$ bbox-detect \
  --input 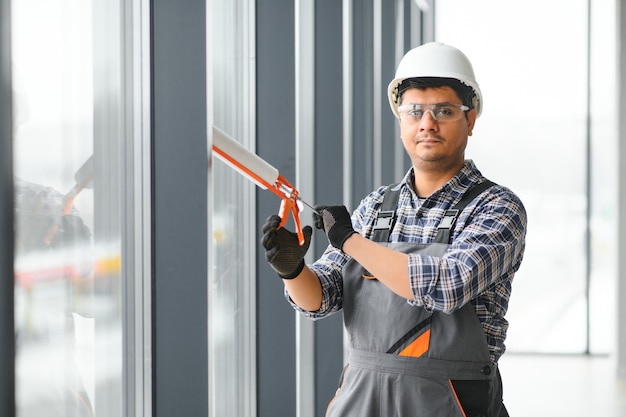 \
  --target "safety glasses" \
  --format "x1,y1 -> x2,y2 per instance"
397,102 -> 470,123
